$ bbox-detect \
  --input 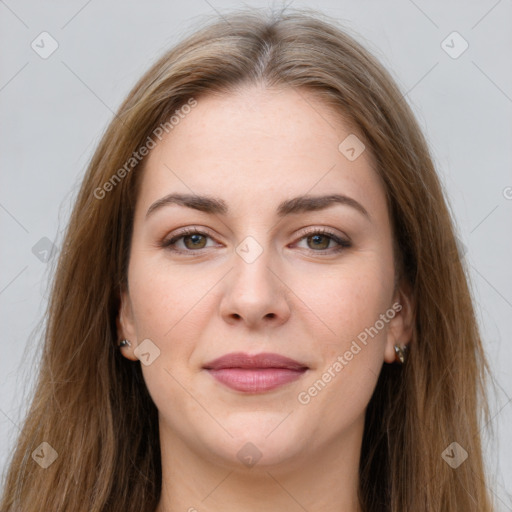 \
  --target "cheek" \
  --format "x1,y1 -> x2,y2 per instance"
129,241 -> 393,349
293,259 -> 391,400
129,247 -> 393,364
295,259 -> 392,346
127,261 -> 208,410
128,254 -> 208,336
126,255 -> 222,393
294,289 -> 387,439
